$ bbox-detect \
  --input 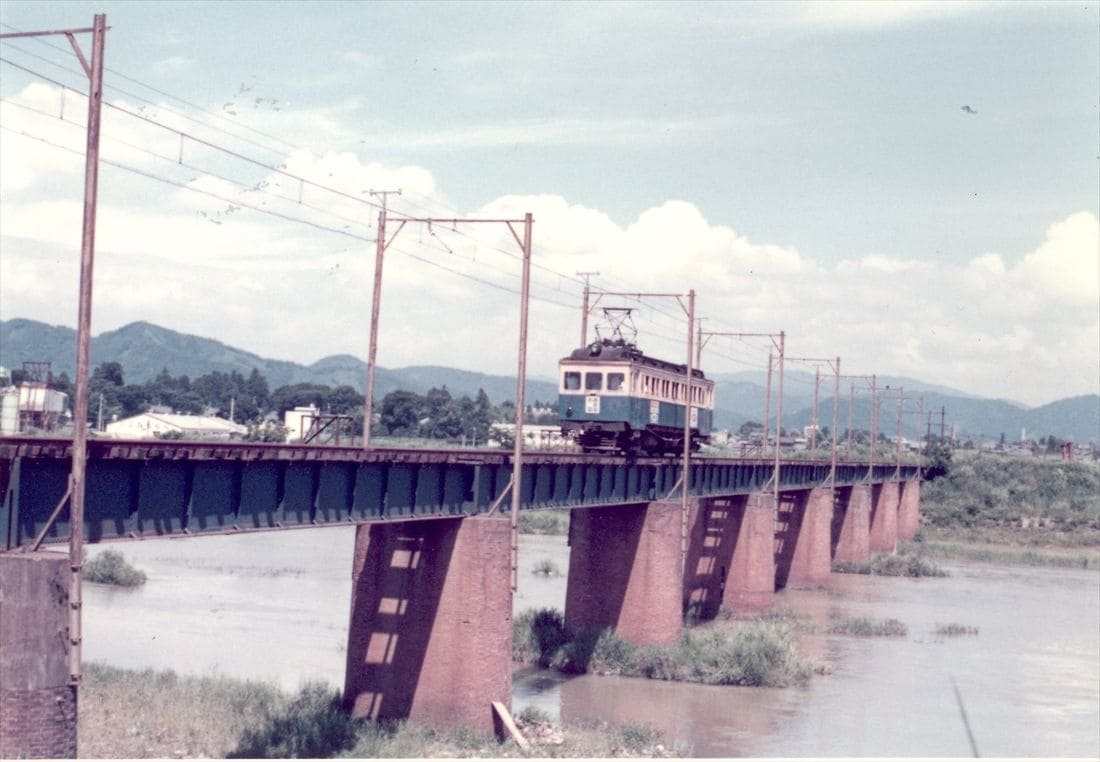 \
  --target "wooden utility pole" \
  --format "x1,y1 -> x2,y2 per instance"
576,271 -> 599,347
2,13 -> 108,718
